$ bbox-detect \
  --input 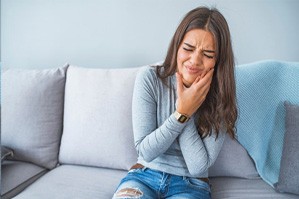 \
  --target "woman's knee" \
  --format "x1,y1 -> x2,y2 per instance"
113,187 -> 143,198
